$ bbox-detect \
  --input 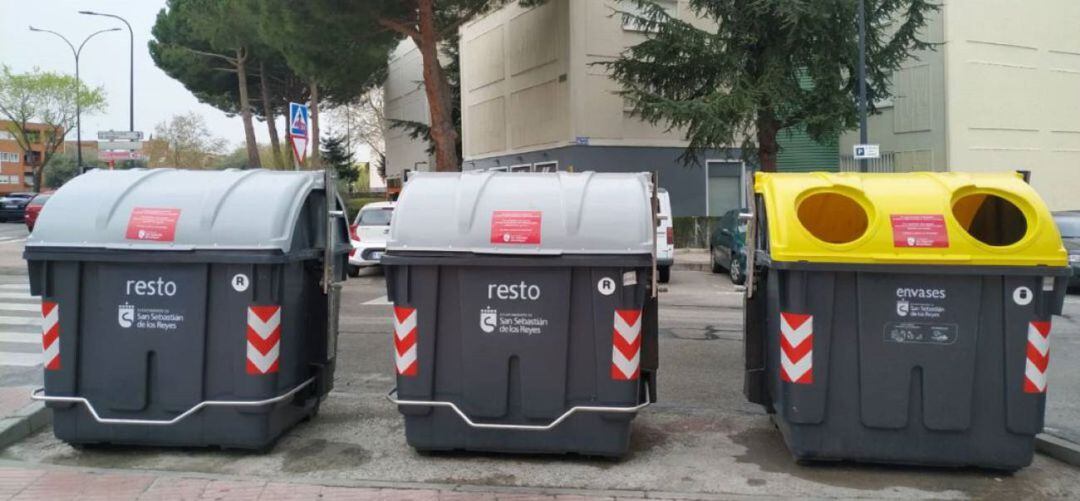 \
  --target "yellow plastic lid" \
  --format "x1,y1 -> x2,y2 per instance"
754,171 -> 1067,267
